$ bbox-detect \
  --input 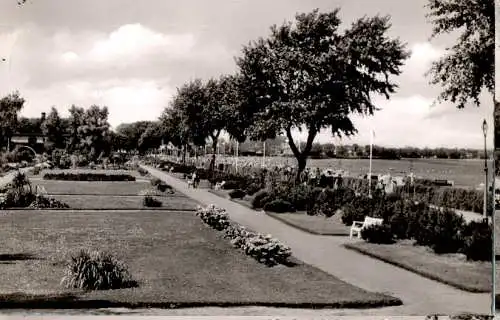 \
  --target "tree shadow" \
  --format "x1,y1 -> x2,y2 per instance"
0,253 -> 41,261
